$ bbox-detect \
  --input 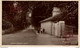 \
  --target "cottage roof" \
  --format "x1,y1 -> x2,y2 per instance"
40,7 -> 63,23
40,14 -> 63,23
